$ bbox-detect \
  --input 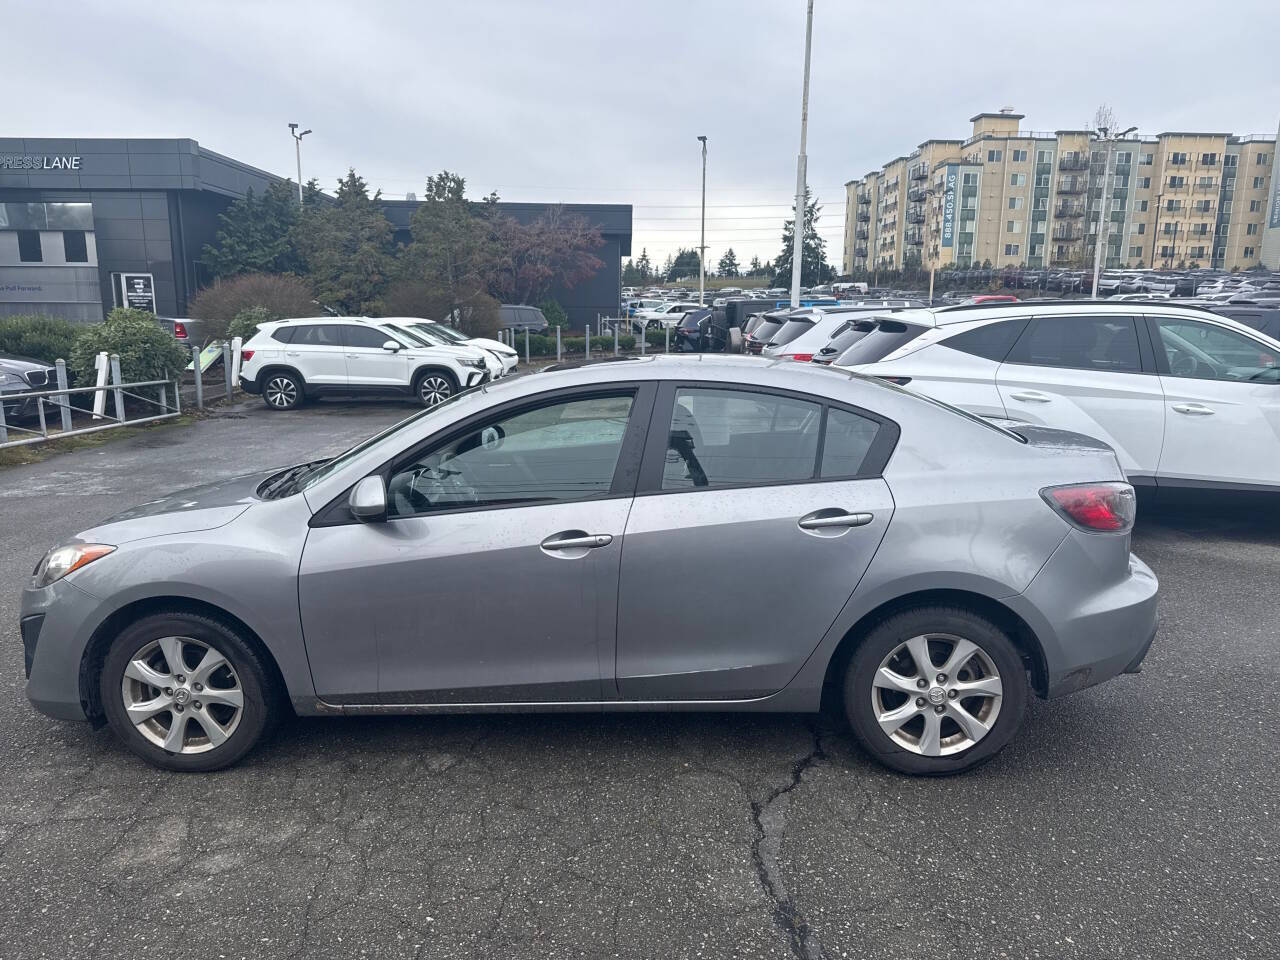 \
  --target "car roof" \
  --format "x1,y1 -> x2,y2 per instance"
879,299 -> 1268,331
